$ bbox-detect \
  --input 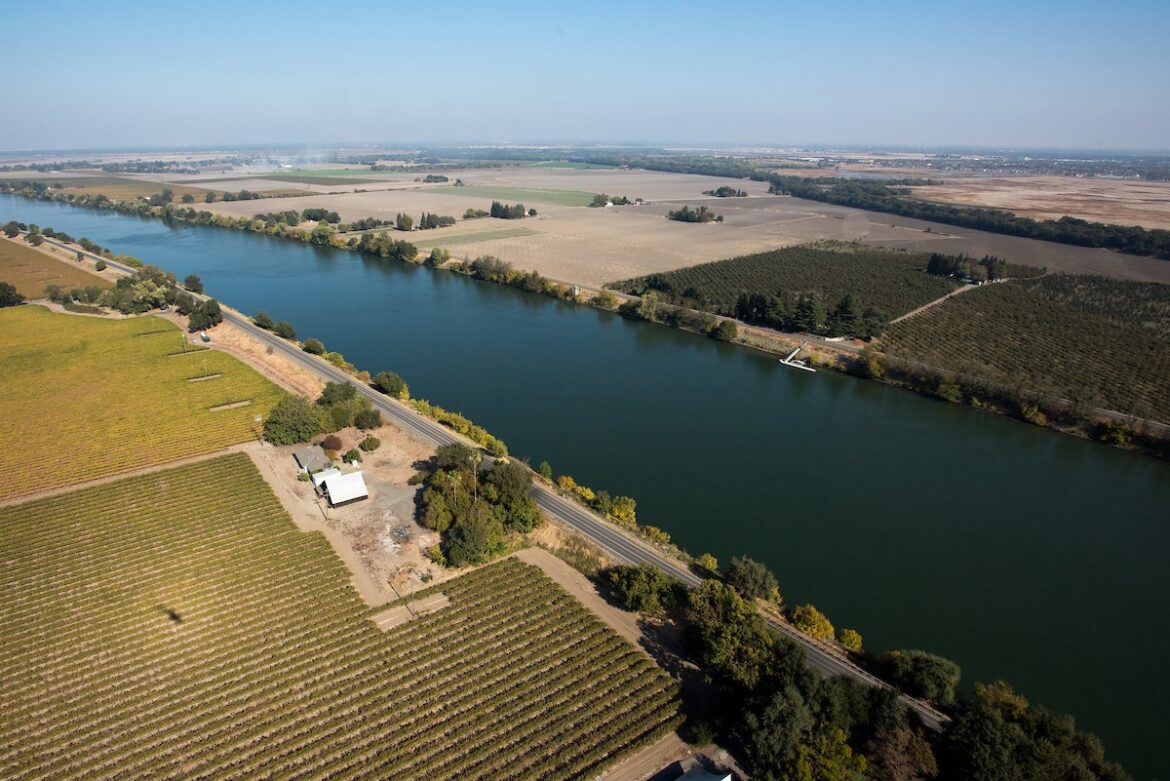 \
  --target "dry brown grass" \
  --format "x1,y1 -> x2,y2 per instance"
0,237 -> 113,298
910,176 -> 1170,231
